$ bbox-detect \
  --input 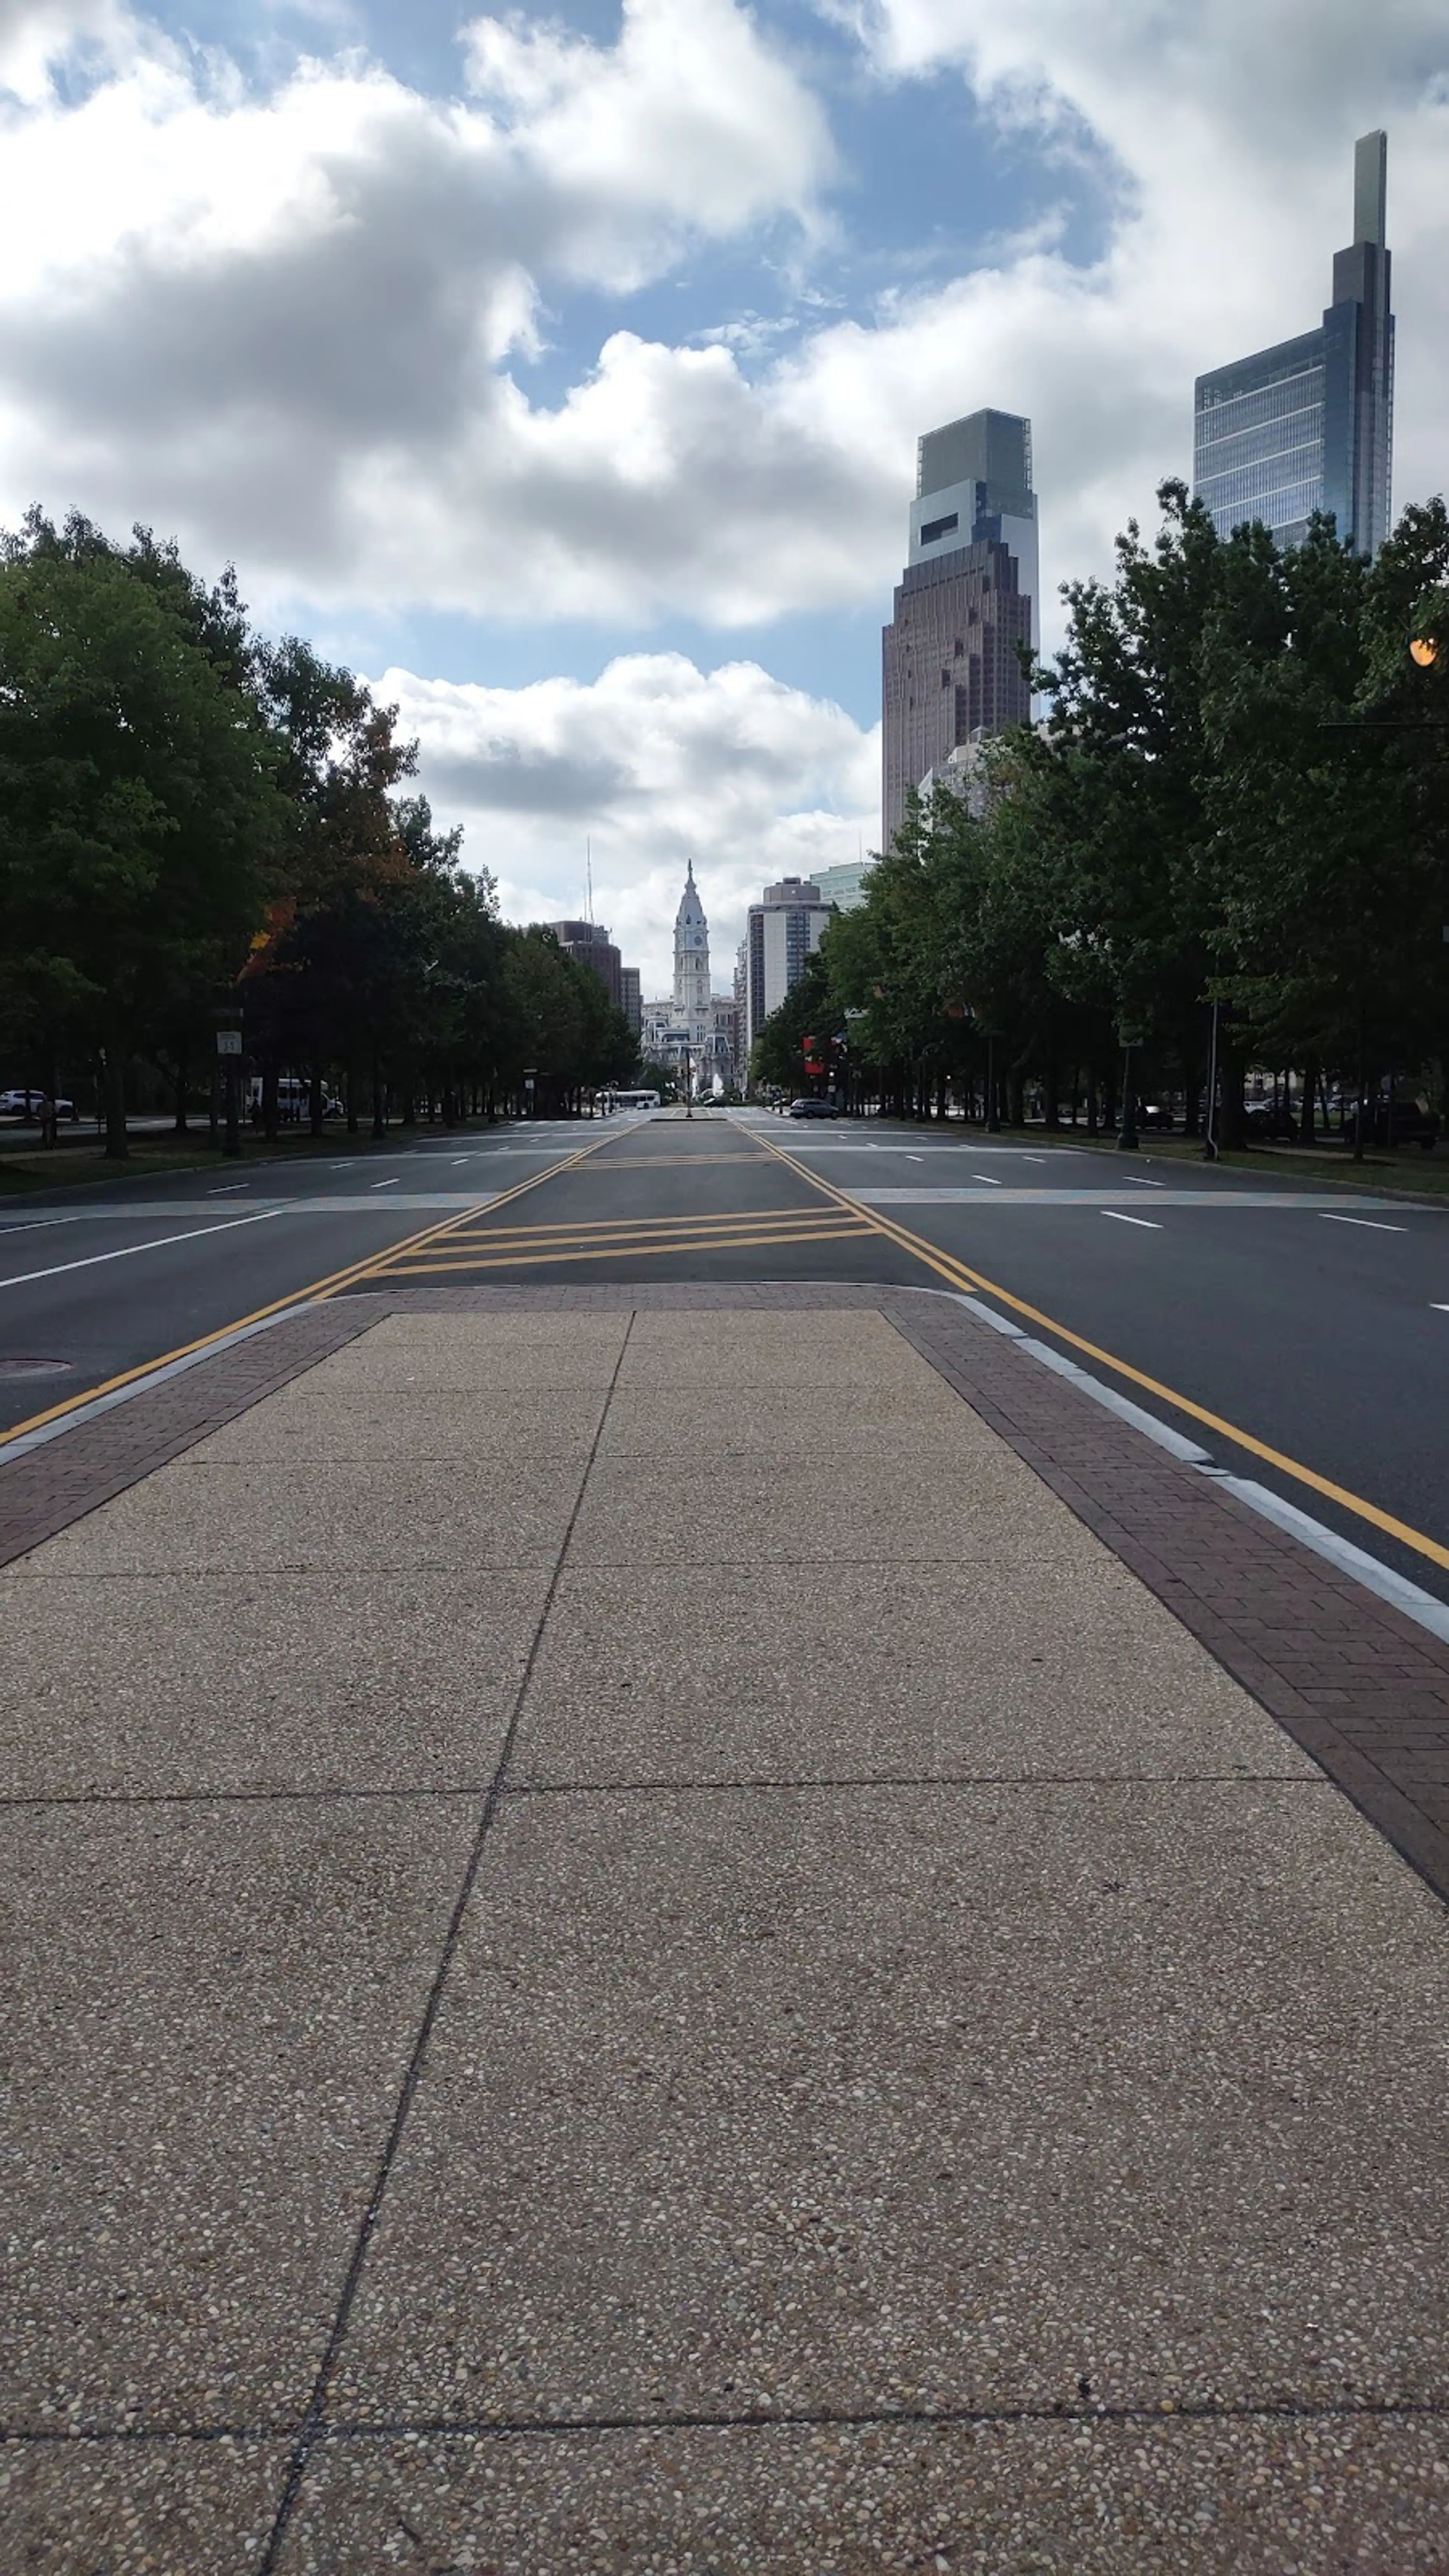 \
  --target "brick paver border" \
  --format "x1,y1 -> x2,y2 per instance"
2,1280 -> 1445,1909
